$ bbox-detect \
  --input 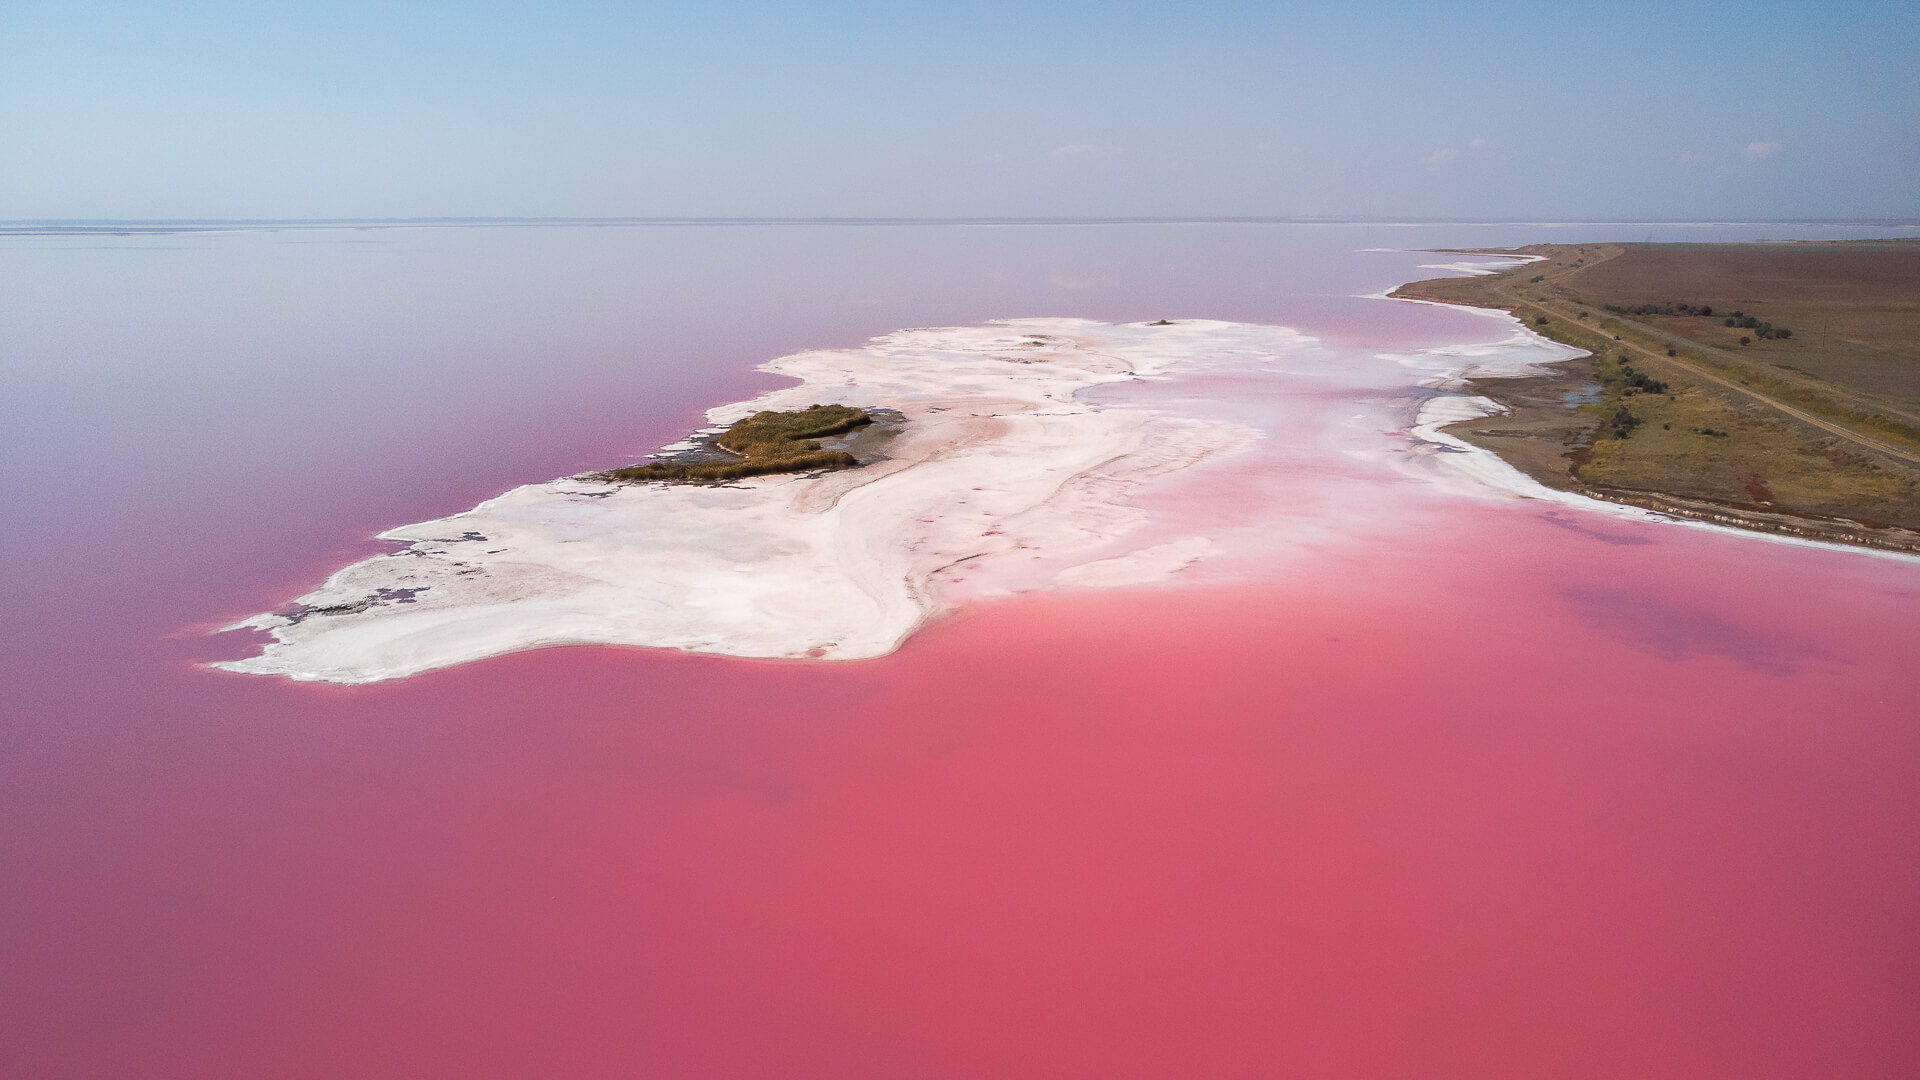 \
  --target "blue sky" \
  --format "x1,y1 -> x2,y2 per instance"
3,0 -> 1915,220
